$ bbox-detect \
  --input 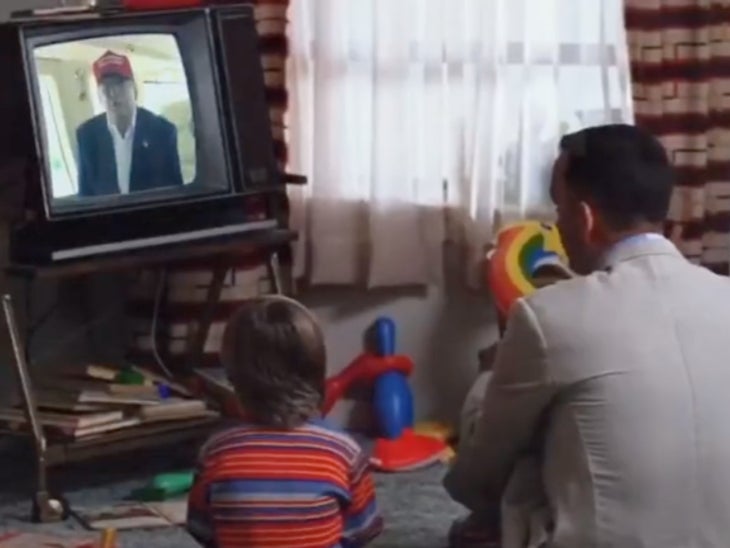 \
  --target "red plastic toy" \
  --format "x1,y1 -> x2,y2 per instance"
322,353 -> 413,415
